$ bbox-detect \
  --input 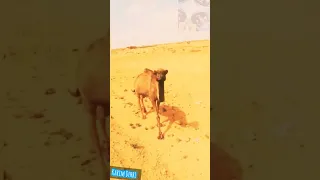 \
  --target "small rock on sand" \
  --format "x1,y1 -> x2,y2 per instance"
45,88 -> 56,95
